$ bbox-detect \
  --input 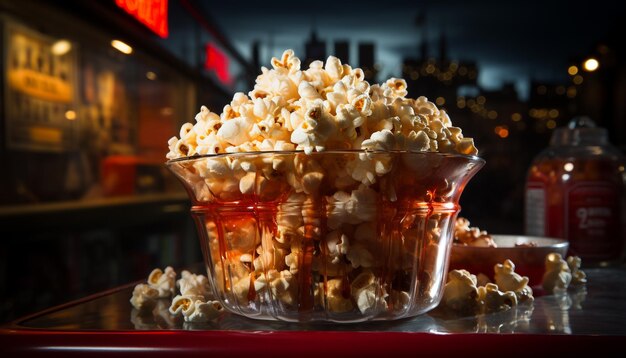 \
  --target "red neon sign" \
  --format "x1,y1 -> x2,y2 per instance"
205,44 -> 231,84
115,0 -> 169,38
